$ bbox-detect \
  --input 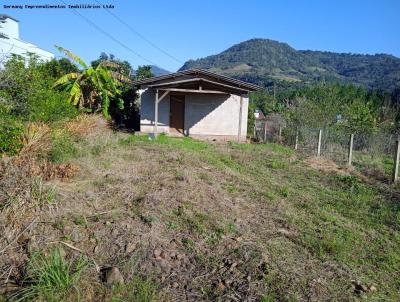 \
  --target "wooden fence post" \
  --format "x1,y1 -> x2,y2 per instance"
278,125 -> 282,143
294,129 -> 299,150
317,129 -> 322,156
347,133 -> 354,166
392,136 -> 400,183
263,123 -> 267,143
